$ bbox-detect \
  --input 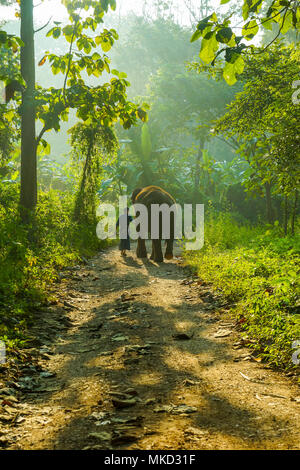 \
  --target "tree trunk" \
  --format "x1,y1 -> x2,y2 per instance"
265,181 -> 274,224
20,0 -> 37,219
291,190 -> 298,236
194,136 -> 205,202
74,132 -> 95,223
284,195 -> 288,236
